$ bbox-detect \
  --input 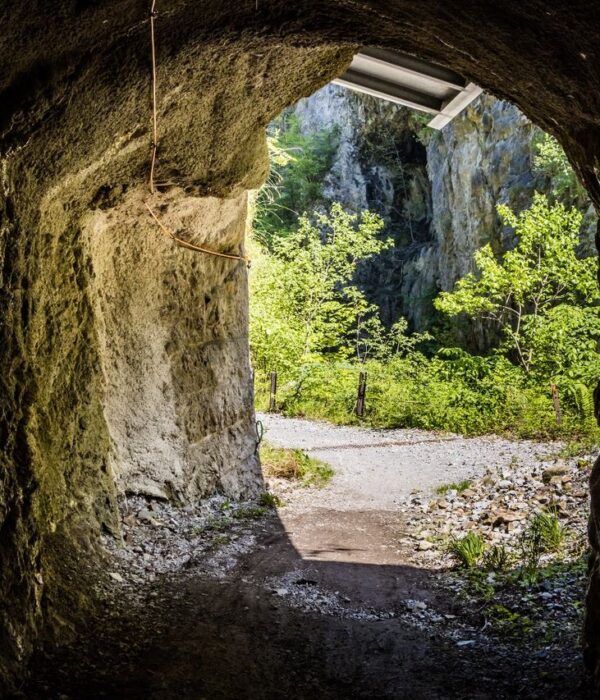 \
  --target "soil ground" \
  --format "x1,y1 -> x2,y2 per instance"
21,416 -> 595,699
